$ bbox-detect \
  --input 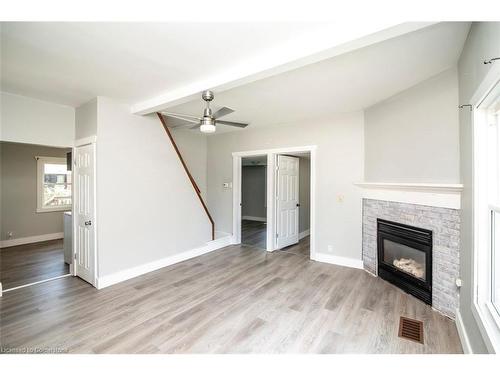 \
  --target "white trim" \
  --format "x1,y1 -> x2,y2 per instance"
455,308 -> 473,354
354,182 -> 463,192
72,141 -> 98,287
354,182 -> 462,209
471,67 -> 500,354
299,229 -> 310,240
74,135 -> 97,147
1,274 -> 71,293
232,145 -> 317,157
96,235 -> 232,289
0,232 -> 64,248
242,216 -> 267,222
472,302 -> 498,353
312,252 -> 364,270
